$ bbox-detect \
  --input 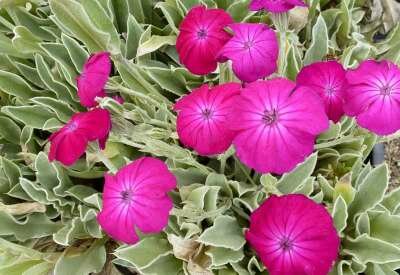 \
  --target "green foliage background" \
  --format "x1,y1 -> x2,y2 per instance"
0,0 -> 400,274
